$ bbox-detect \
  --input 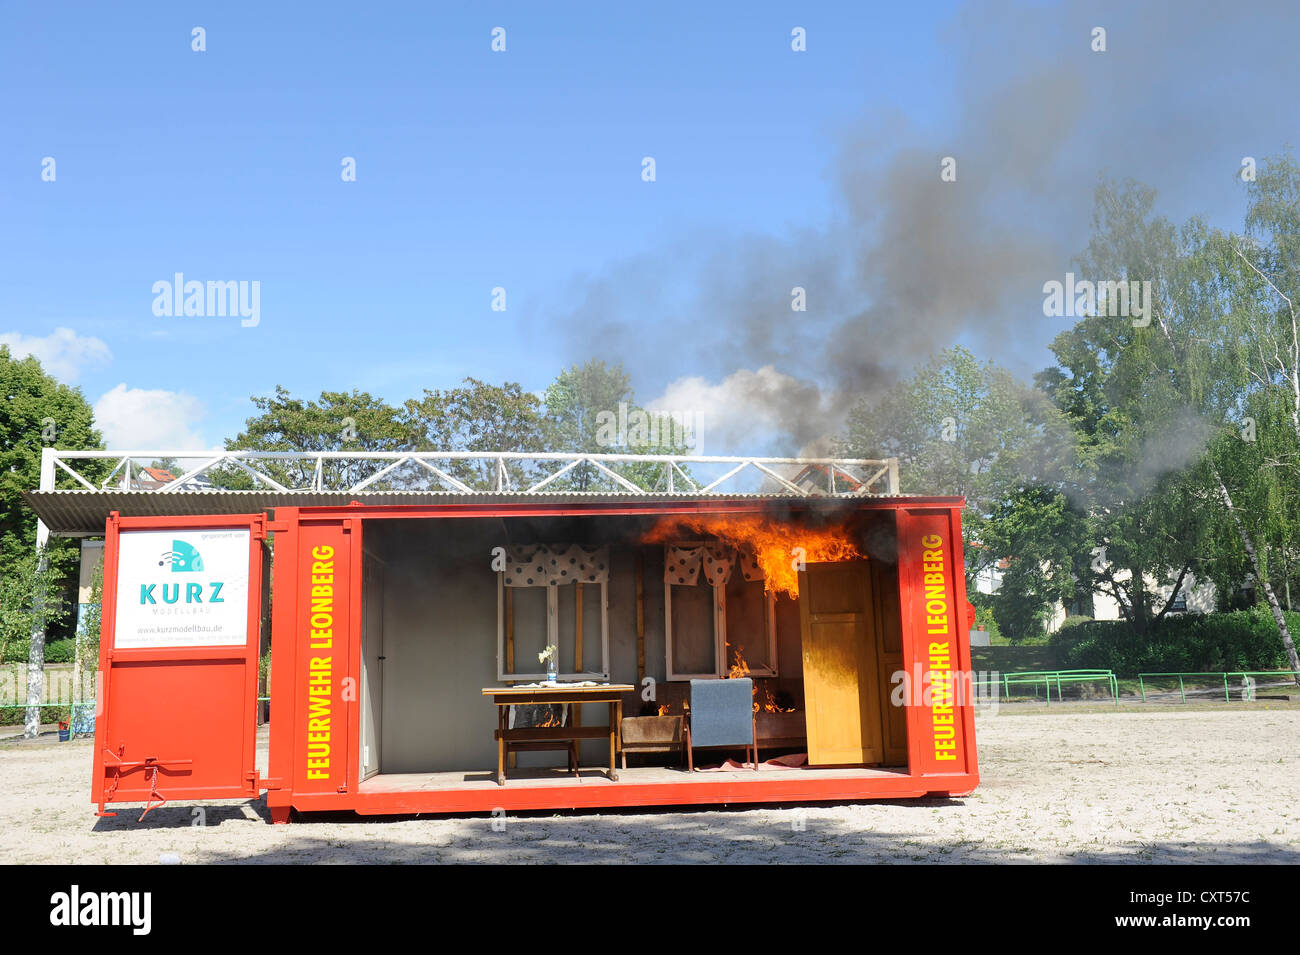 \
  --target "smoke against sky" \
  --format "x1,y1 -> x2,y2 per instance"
550,0 -> 1300,453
